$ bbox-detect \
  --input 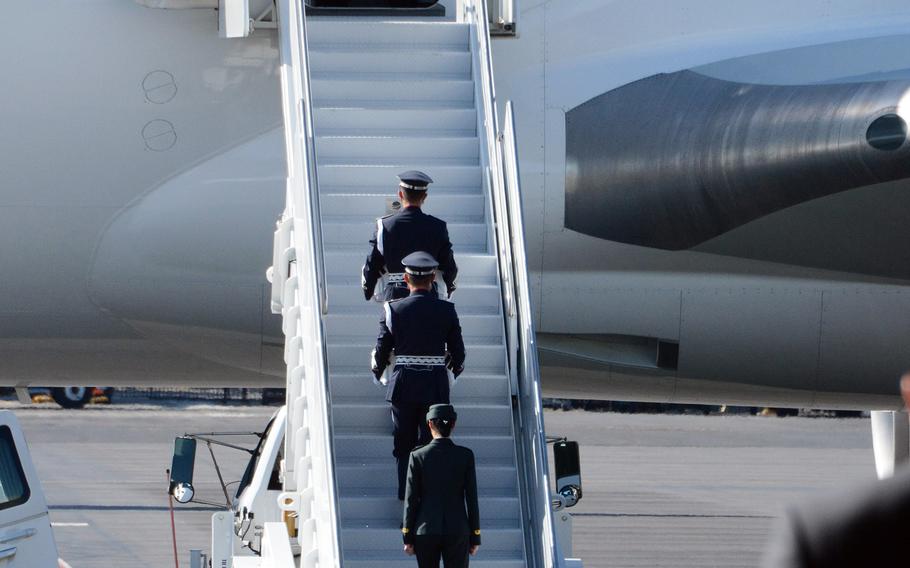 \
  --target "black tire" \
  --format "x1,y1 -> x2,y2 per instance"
50,387 -> 93,409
